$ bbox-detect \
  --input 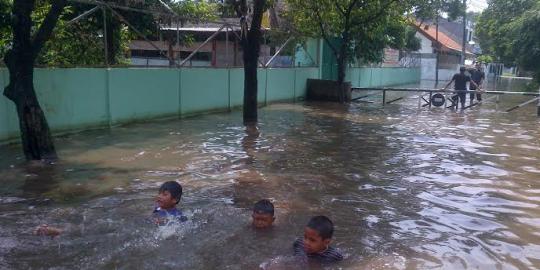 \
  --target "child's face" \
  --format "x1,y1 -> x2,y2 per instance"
303,227 -> 331,254
156,190 -> 178,210
252,212 -> 275,229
